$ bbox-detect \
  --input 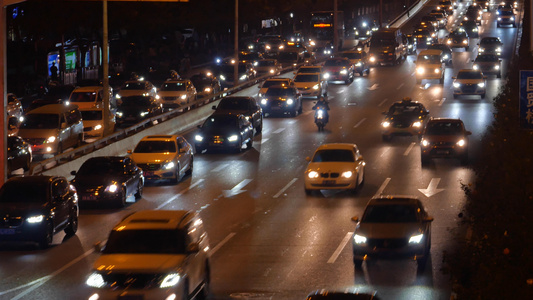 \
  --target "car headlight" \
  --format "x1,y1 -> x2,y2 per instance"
408,45 -> 413,49
421,139 -> 430,147
27,215 -> 44,223
354,234 -> 367,244
447,39 -> 452,44
312,84 -> 319,90
498,17 -> 502,21
416,67 -> 425,75
180,94 -> 187,100
116,111 -> 123,117
409,233 -> 424,244
261,98 -> 268,105
227,135 -> 239,142
287,99 -> 294,105
195,135 -> 203,142
239,74 -> 247,81
511,17 -> 515,21
412,121 -> 422,128
453,82 -> 461,88
93,124 -> 102,130
340,69 -> 348,75
473,28 -> 478,32
478,82 -> 485,88
473,64 -> 479,70
443,54 -> 449,59
496,47 -> 502,52
308,171 -> 319,179
495,65 -> 500,70
115,94 -> 121,99
479,48 -> 484,53
457,139 -> 466,147
434,68 -> 440,74
269,69 -> 275,74
324,73 -> 330,79
310,41 -> 316,46
369,56 -> 376,62
204,87 -> 211,93
463,39 -> 468,44
140,111 -> 149,117
341,171 -> 353,178
382,121 -> 391,128
220,75 -> 226,81
86,273 -> 106,288
46,136 -> 56,143
104,183 -> 118,193
163,161 -> 175,170
160,273 -> 181,288
427,37 -> 432,41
